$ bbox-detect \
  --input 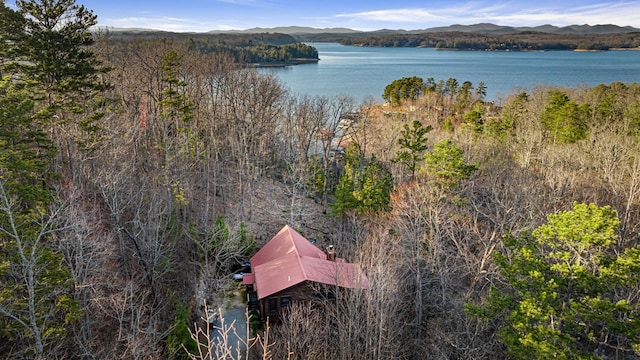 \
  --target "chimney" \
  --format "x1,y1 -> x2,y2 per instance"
326,245 -> 336,261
